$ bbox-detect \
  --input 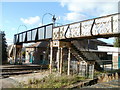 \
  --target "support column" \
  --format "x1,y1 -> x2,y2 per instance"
86,62 -> 88,77
111,63 -> 113,70
19,49 -> 22,64
91,64 -> 94,79
102,62 -> 104,70
60,47 -> 63,74
111,61 -> 113,70
67,48 -> 71,75
50,42 -> 53,74
14,44 -> 23,64
57,47 -> 60,72
14,45 -> 17,63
